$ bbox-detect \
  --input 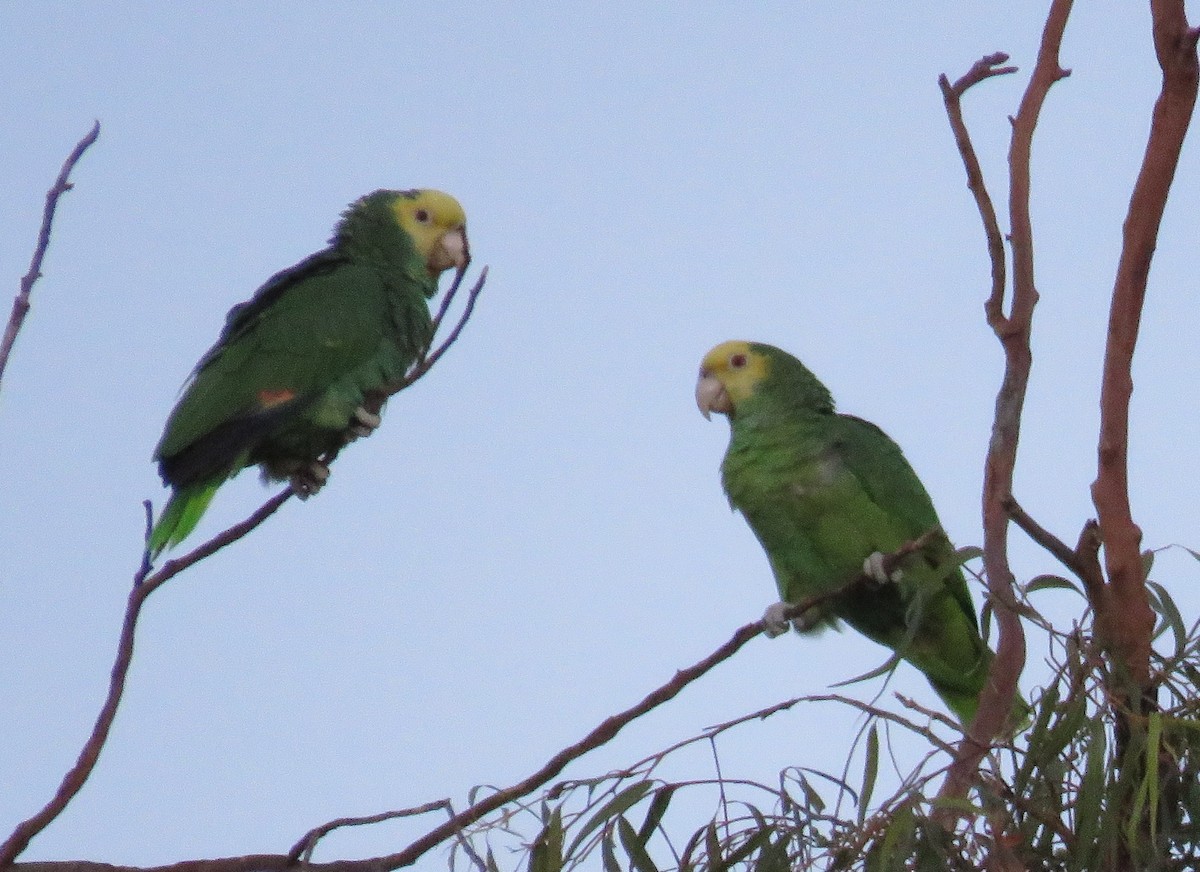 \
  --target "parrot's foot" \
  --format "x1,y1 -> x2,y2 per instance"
863,551 -> 902,585
290,461 -> 330,499
761,601 -> 815,637
345,406 -> 383,441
